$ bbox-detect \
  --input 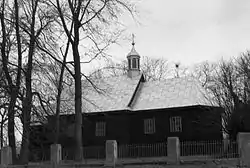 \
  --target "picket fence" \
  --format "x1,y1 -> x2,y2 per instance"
180,140 -> 238,159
